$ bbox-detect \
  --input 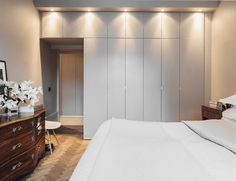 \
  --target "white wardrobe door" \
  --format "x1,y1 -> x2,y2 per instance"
108,39 -> 126,119
162,13 -> 180,39
162,39 -> 180,122
62,12 -> 84,37
143,13 -> 162,38
180,13 -> 204,120
107,13 -> 126,38
126,39 -> 143,121
41,12 -> 62,37
84,38 -> 108,138
75,51 -> 84,116
84,12 -> 108,38
126,13 -> 143,38
144,39 -> 161,121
